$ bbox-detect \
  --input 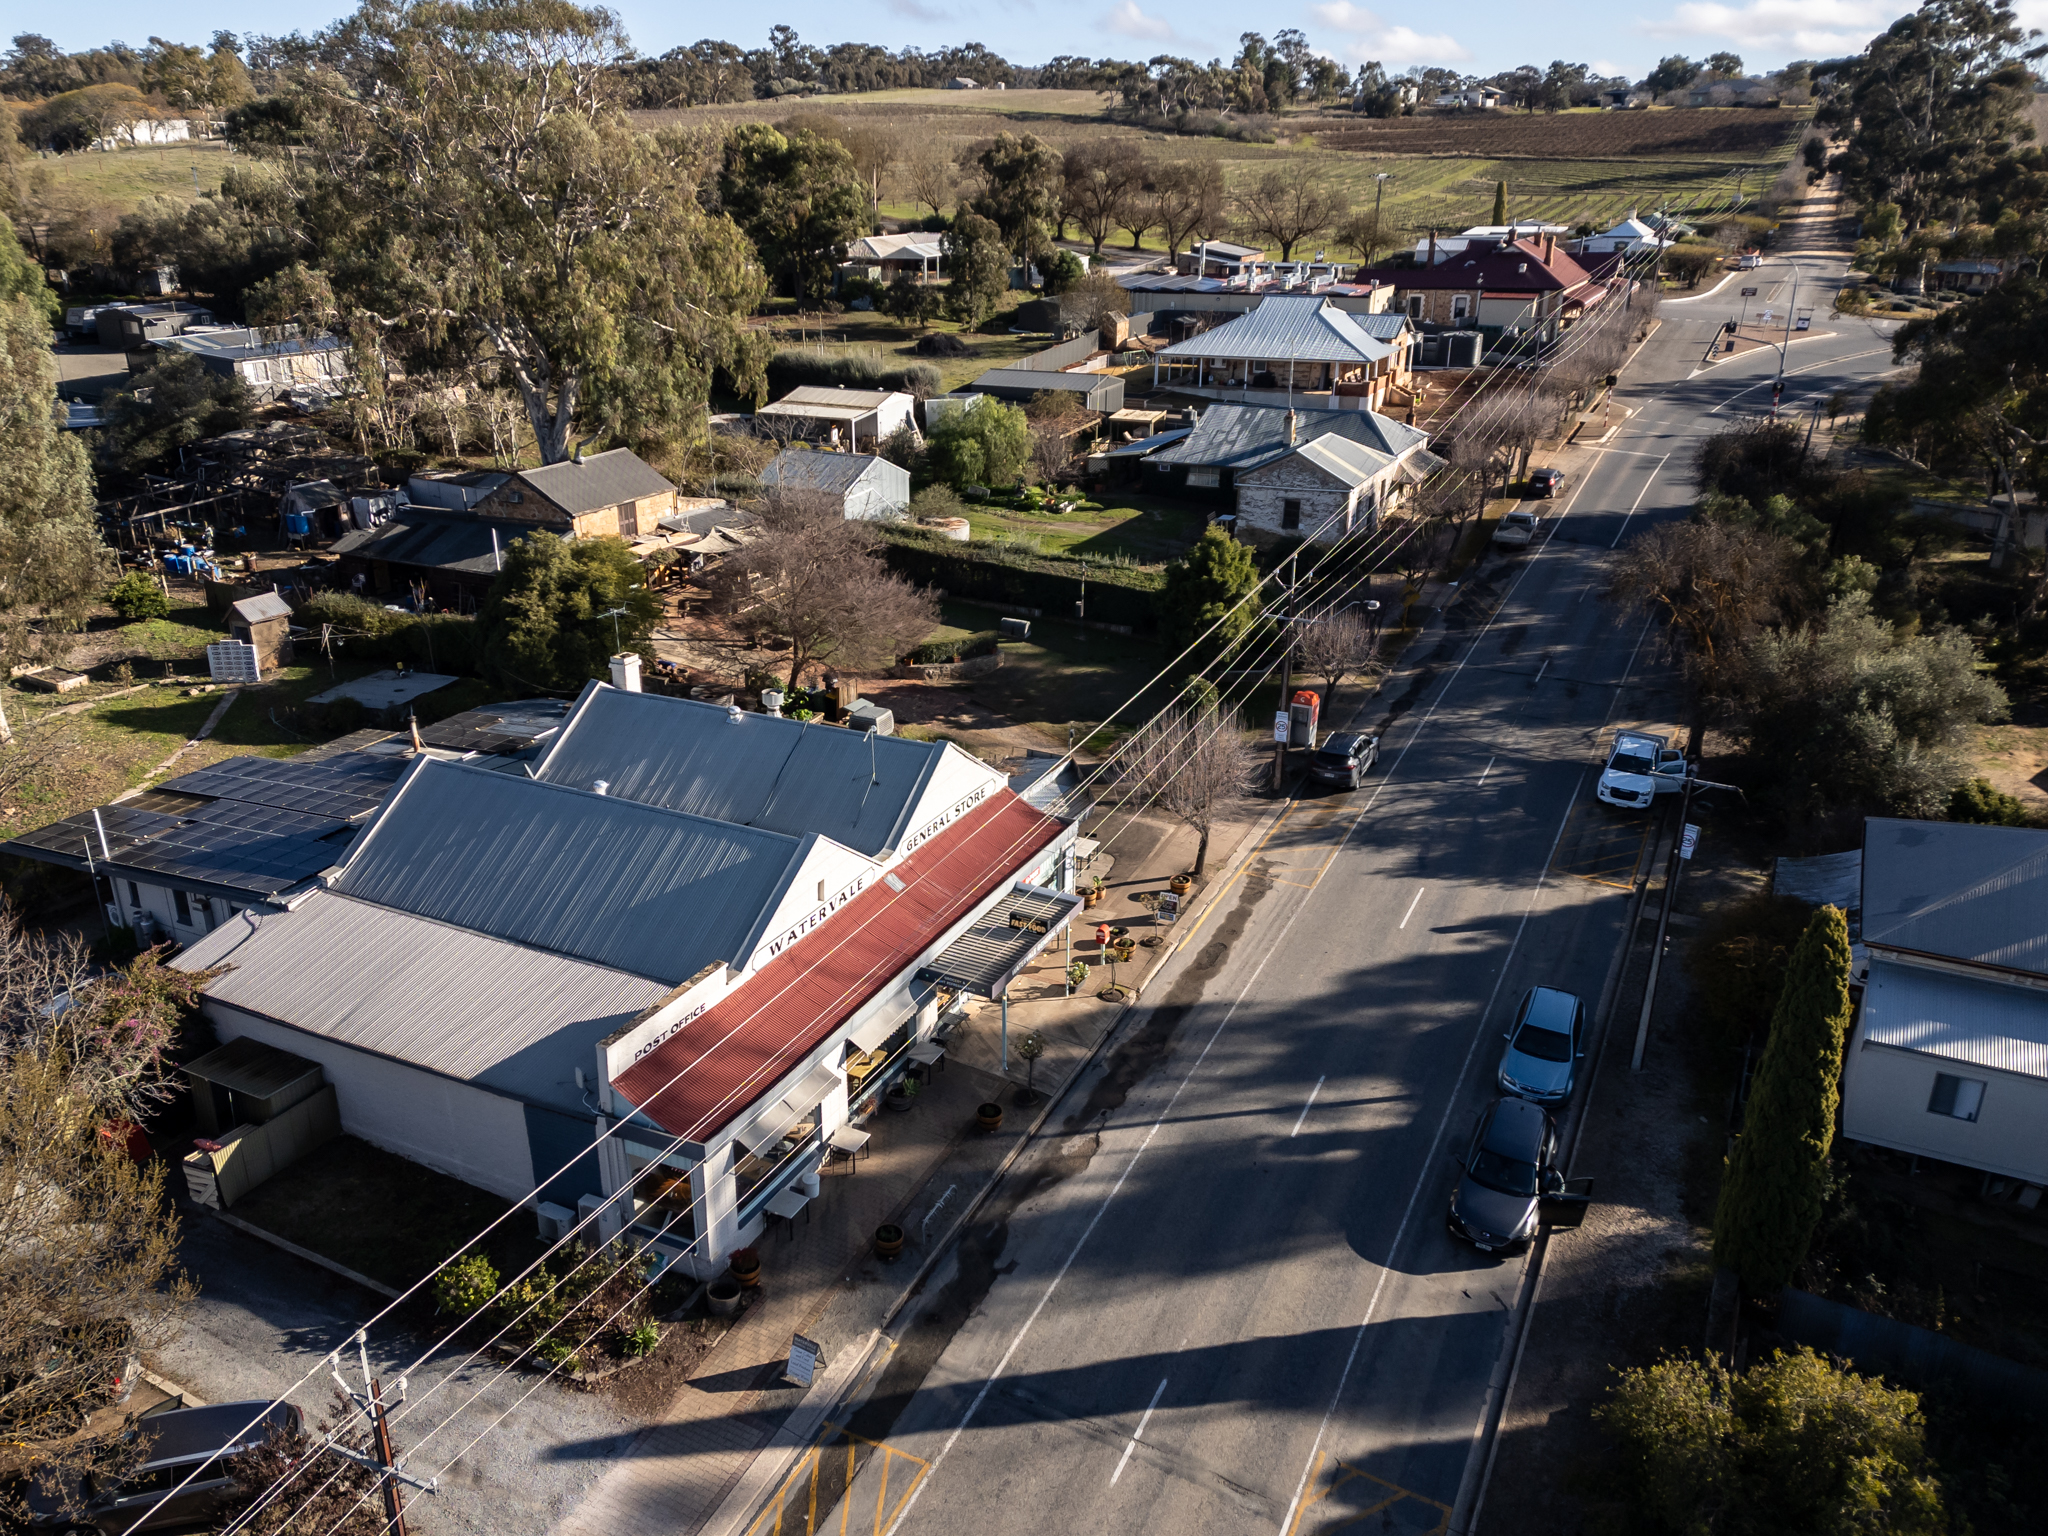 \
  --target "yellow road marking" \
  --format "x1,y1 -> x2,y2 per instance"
744,1421 -> 929,1536
1287,1454 -> 1452,1536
